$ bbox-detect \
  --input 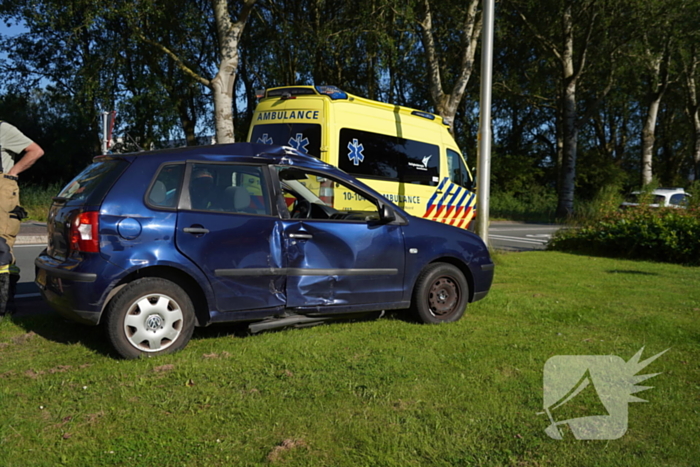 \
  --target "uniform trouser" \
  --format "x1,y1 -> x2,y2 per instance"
0,174 -> 20,316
